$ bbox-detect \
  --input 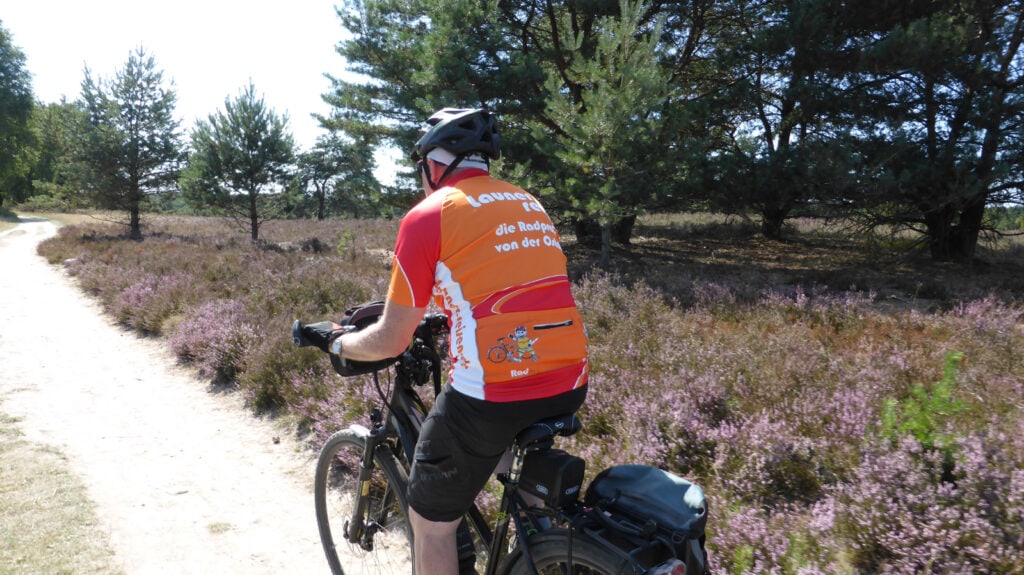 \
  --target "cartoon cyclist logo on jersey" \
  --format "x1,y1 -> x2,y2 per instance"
486,325 -> 539,364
